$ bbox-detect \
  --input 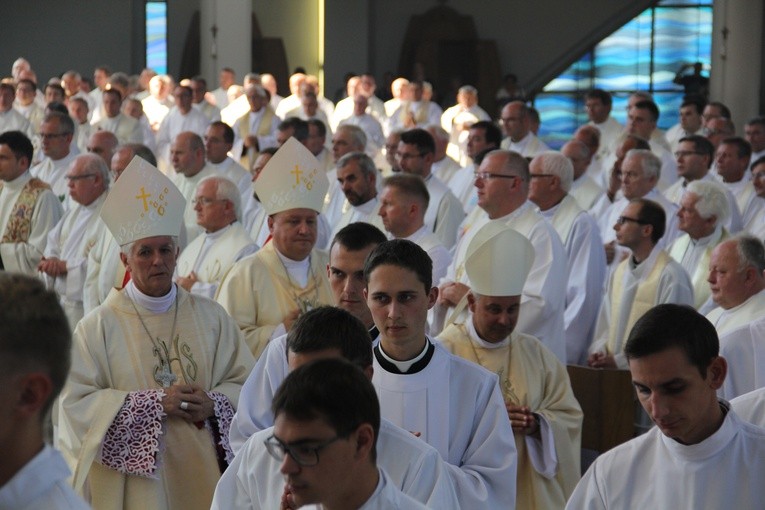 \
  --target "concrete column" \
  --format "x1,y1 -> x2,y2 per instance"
200,0 -> 252,87
711,0 -> 764,130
